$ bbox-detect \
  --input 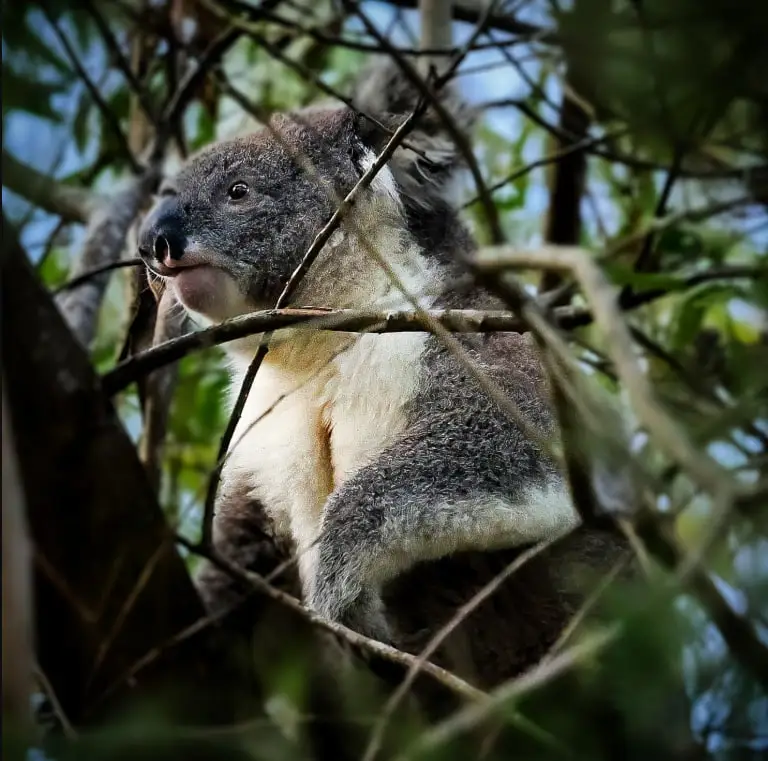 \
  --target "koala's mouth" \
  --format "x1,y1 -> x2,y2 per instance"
168,265 -> 248,320
140,240 -> 251,320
